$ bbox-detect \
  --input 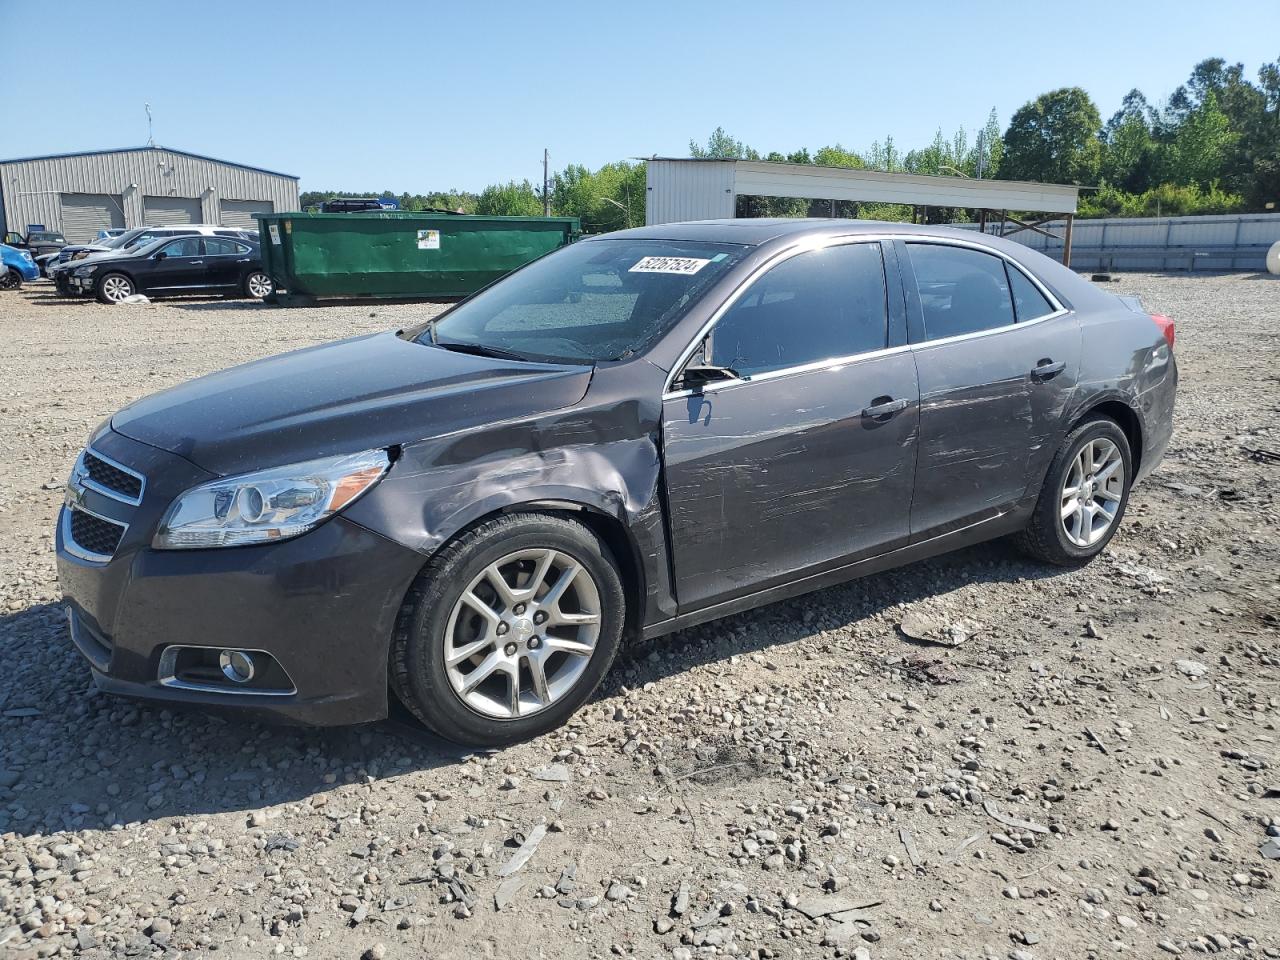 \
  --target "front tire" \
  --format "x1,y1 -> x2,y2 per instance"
1015,416 -> 1132,566
0,268 -> 21,291
97,273 -> 134,304
390,513 -> 626,746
